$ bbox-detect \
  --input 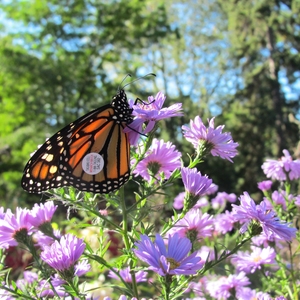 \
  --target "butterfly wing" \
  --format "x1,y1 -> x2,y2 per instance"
22,90 -> 132,194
